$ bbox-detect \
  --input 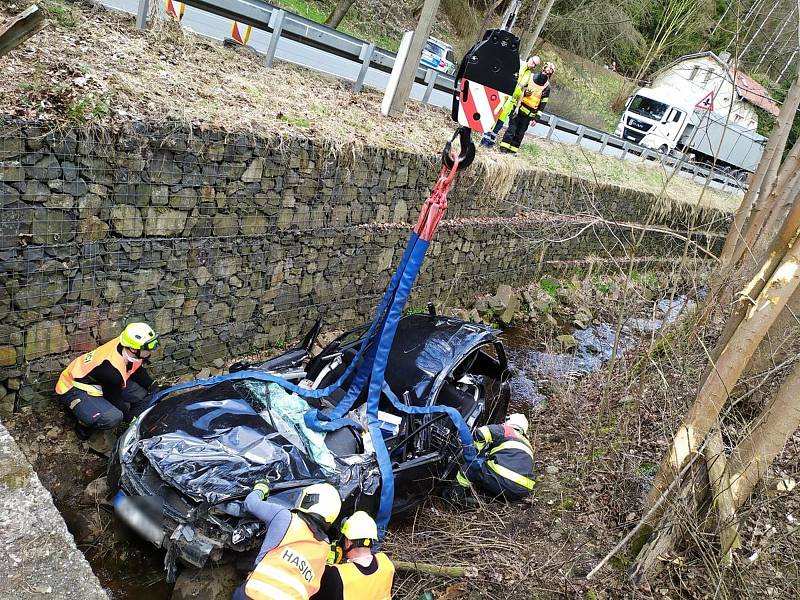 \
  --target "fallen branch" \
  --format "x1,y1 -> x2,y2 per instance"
393,560 -> 468,577
0,5 -> 45,58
